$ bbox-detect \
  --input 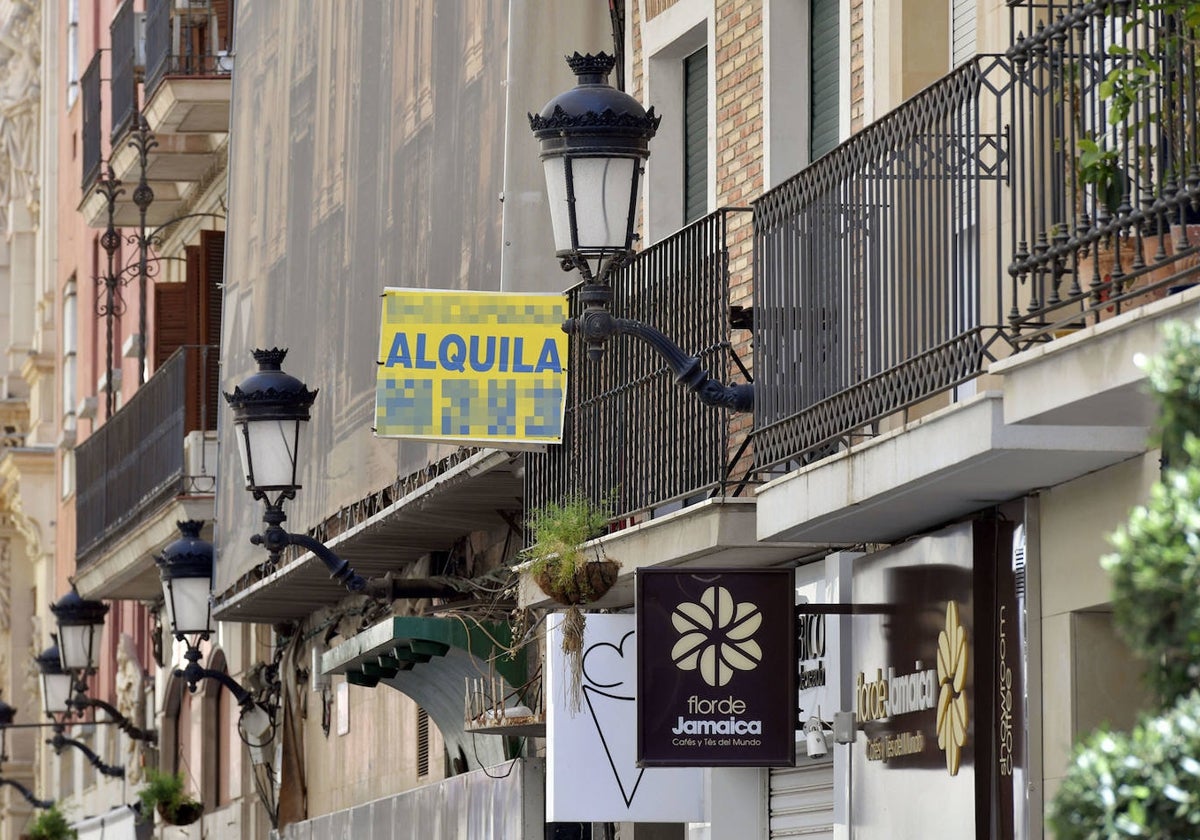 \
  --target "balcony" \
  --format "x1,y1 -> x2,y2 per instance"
754,0 -> 1200,544
78,0 -> 228,229
74,346 -> 219,601
141,0 -> 233,135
